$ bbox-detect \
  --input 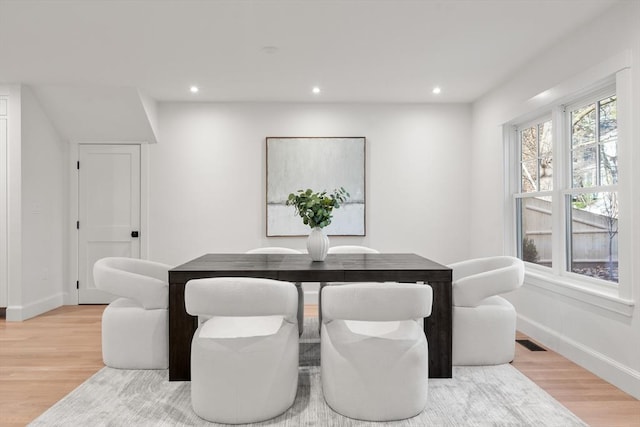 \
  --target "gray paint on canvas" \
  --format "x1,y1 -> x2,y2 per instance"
267,137 -> 365,236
